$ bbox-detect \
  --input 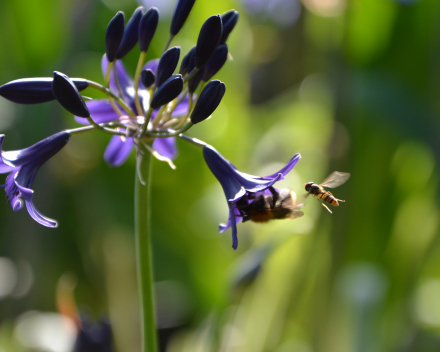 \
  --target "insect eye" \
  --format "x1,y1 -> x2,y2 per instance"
311,184 -> 319,191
